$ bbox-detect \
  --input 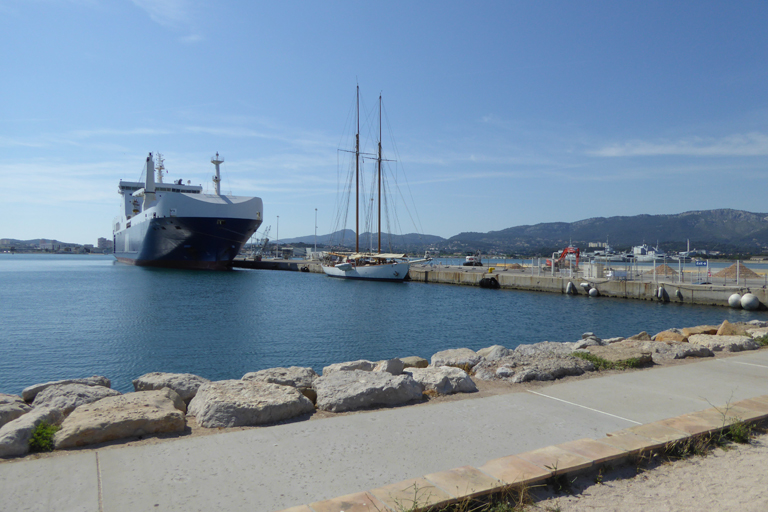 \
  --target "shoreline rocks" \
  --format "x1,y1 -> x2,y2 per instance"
188,380 -> 314,428
1,319 -> 766,459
